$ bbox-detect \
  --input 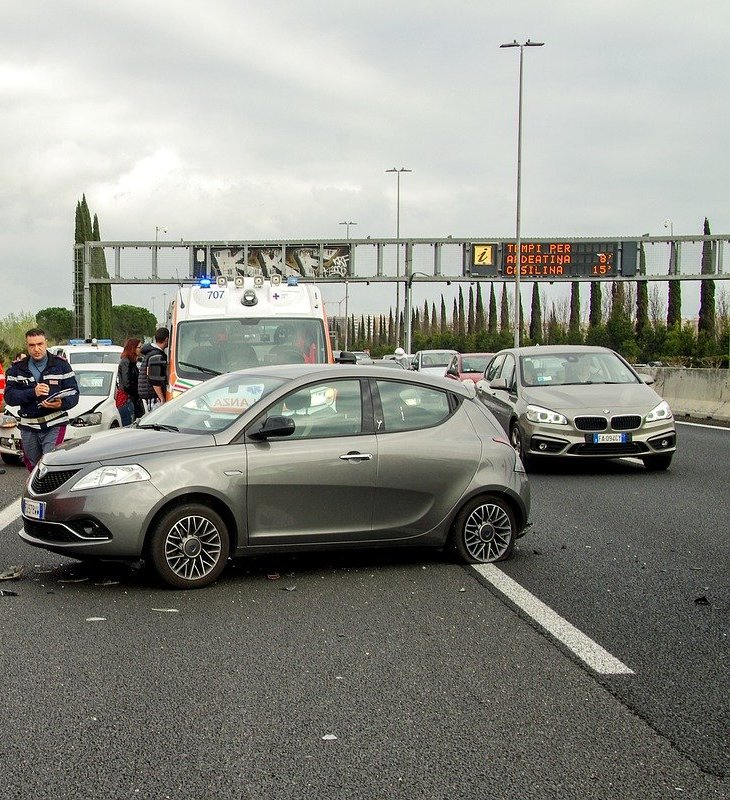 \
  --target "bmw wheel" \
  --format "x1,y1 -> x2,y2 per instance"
452,495 -> 516,564
149,503 -> 230,589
